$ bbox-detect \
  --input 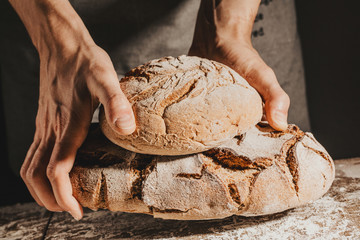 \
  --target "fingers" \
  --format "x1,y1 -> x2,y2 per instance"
242,57 -> 290,131
21,140 -> 44,207
21,138 -> 63,212
20,45 -> 130,221
47,140 -> 83,220
21,127 -> 84,219
190,39 -> 290,131
88,66 -> 136,135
